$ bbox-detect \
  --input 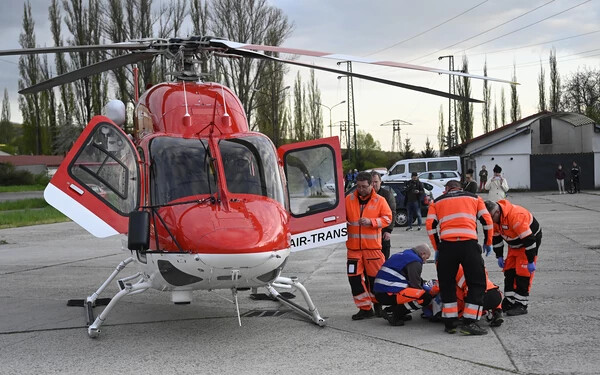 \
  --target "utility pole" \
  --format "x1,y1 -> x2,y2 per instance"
438,55 -> 454,150
380,119 -> 412,152
337,62 -> 357,163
